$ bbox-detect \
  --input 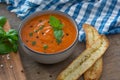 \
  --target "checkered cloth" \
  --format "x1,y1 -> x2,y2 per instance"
0,0 -> 120,41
